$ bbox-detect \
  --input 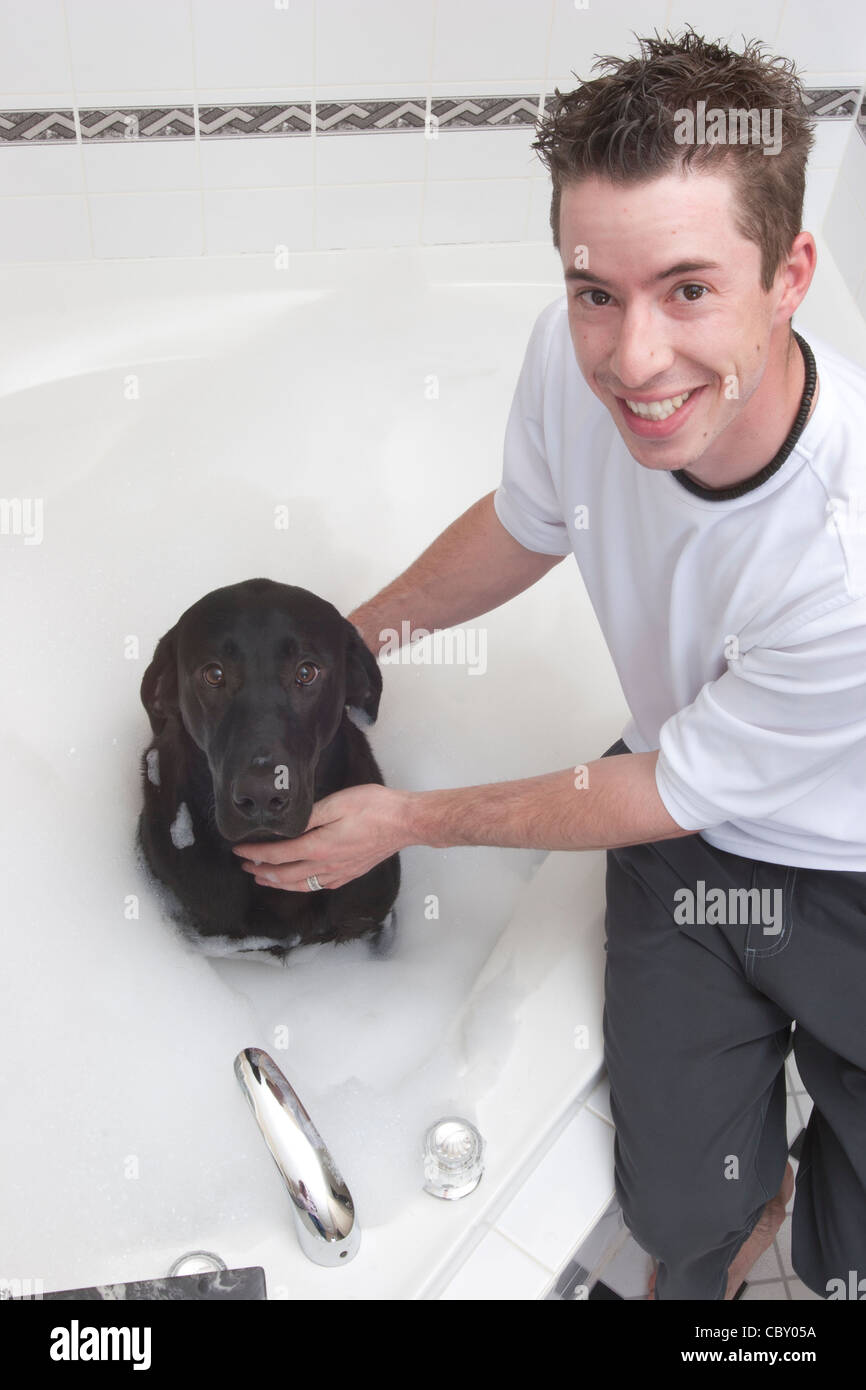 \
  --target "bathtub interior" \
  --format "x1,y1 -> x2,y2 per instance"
0,243 -> 628,1295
